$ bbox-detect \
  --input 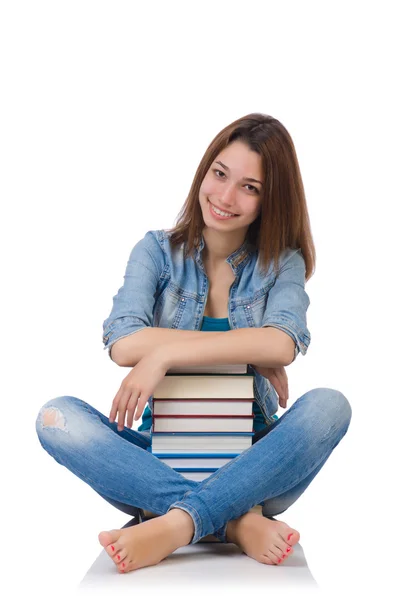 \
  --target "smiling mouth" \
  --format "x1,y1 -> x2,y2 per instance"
208,199 -> 238,216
